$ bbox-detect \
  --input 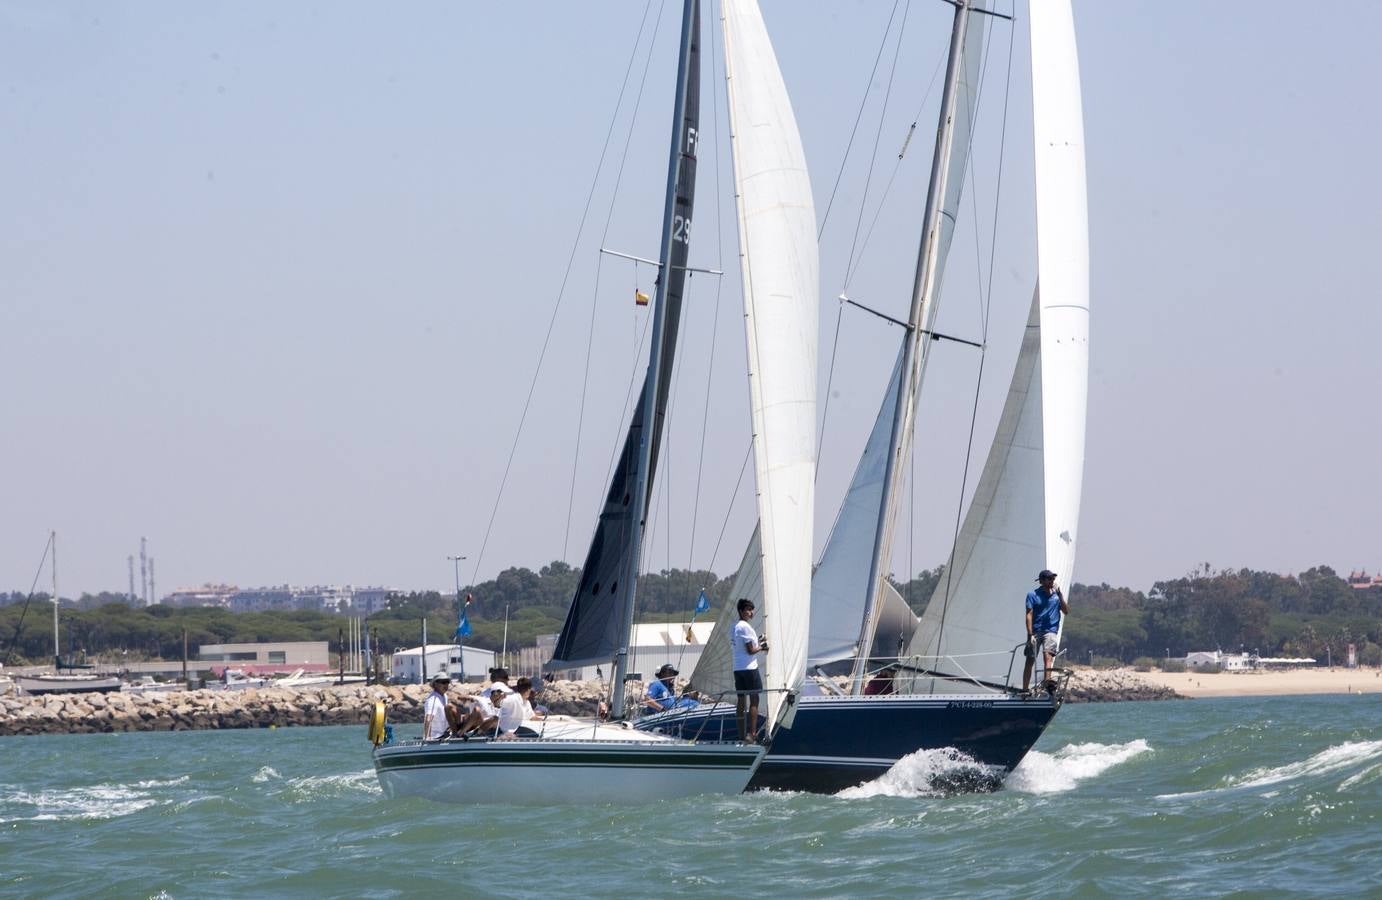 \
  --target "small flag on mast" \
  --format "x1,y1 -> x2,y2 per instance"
635,288 -> 650,306
685,588 -> 712,642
